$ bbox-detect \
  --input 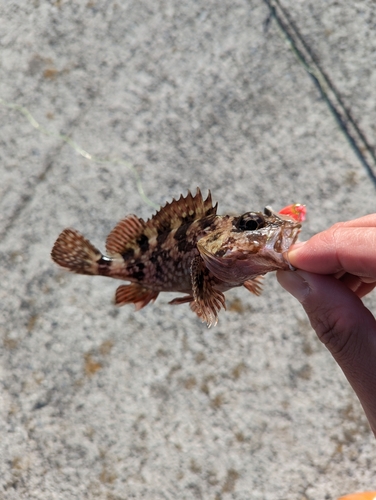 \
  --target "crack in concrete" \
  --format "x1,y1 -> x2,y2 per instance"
263,0 -> 376,188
